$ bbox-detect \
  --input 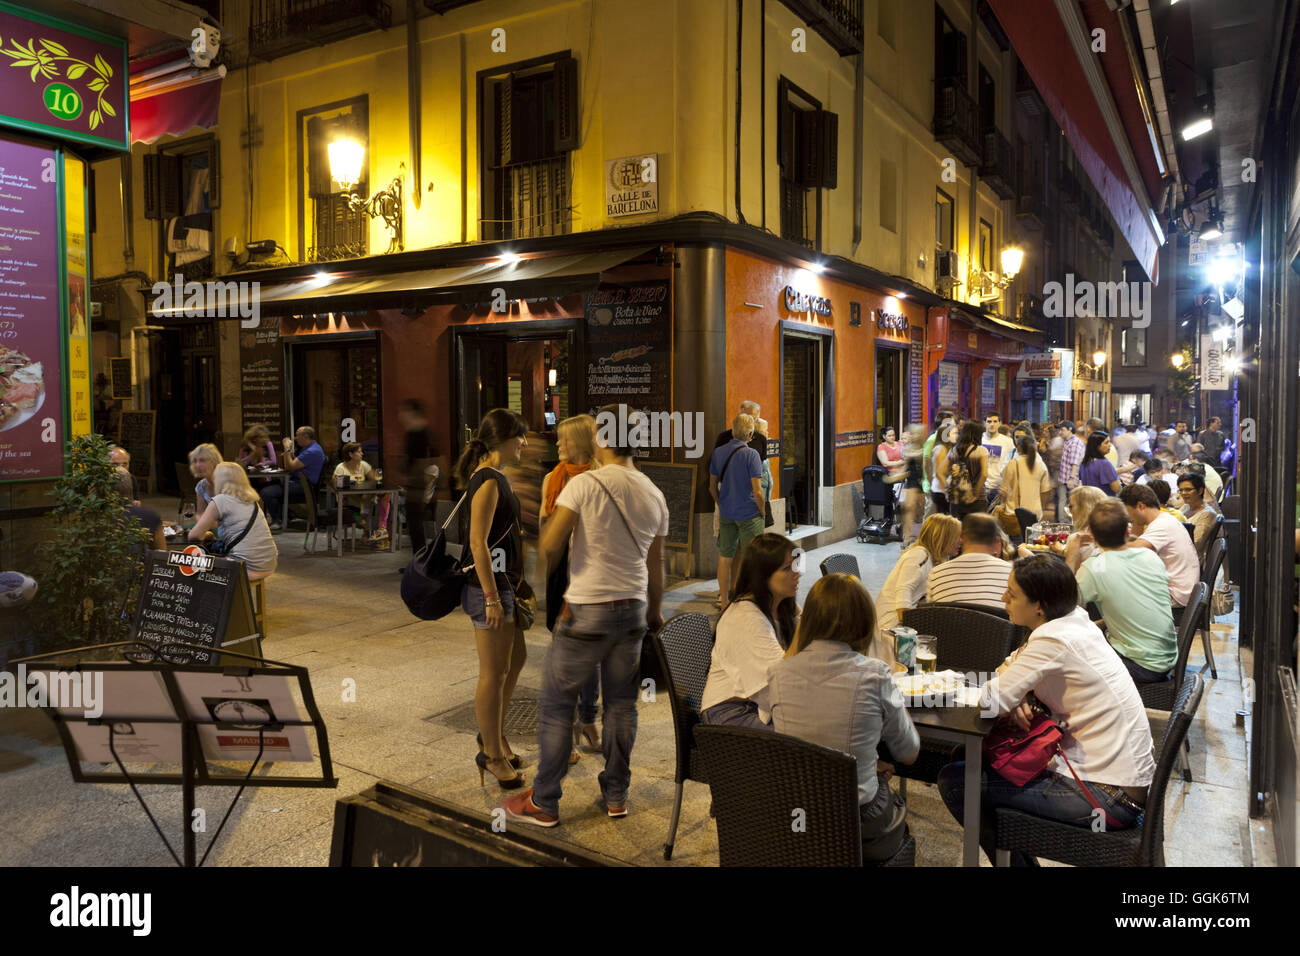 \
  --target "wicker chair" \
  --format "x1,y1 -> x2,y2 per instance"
695,725 -> 916,867
919,600 -> 1010,620
819,553 -> 862,580
652,613 -> 714,861
1137,582 -> 1208,782
994,672 -> 1205,866
899,604 -> 1027,675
